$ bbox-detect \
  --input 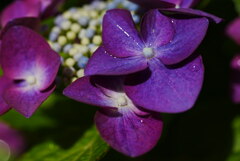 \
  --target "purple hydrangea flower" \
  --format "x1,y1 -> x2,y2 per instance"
0,122 -> 25,157
130,0 -> 200,8
84,9 -> 220,113
0,0 -> 63,27
226,18 -> 240,46
63,75 -> 163,157
0,26 -> 60,117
